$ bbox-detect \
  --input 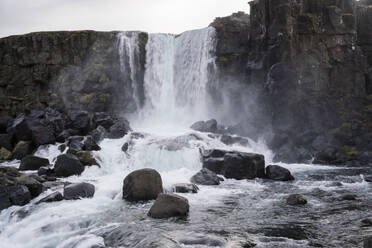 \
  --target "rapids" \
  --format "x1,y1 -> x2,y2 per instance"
0,27 -> 371,248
